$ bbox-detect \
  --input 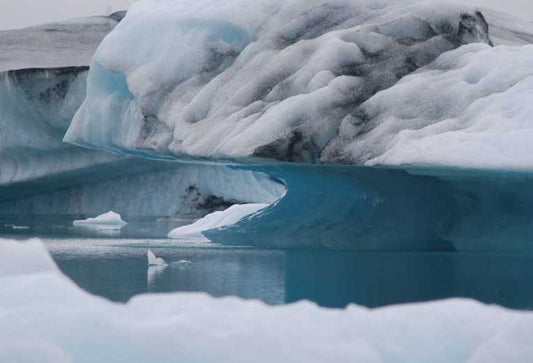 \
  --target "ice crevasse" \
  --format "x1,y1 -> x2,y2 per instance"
56,0 -> 533,250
